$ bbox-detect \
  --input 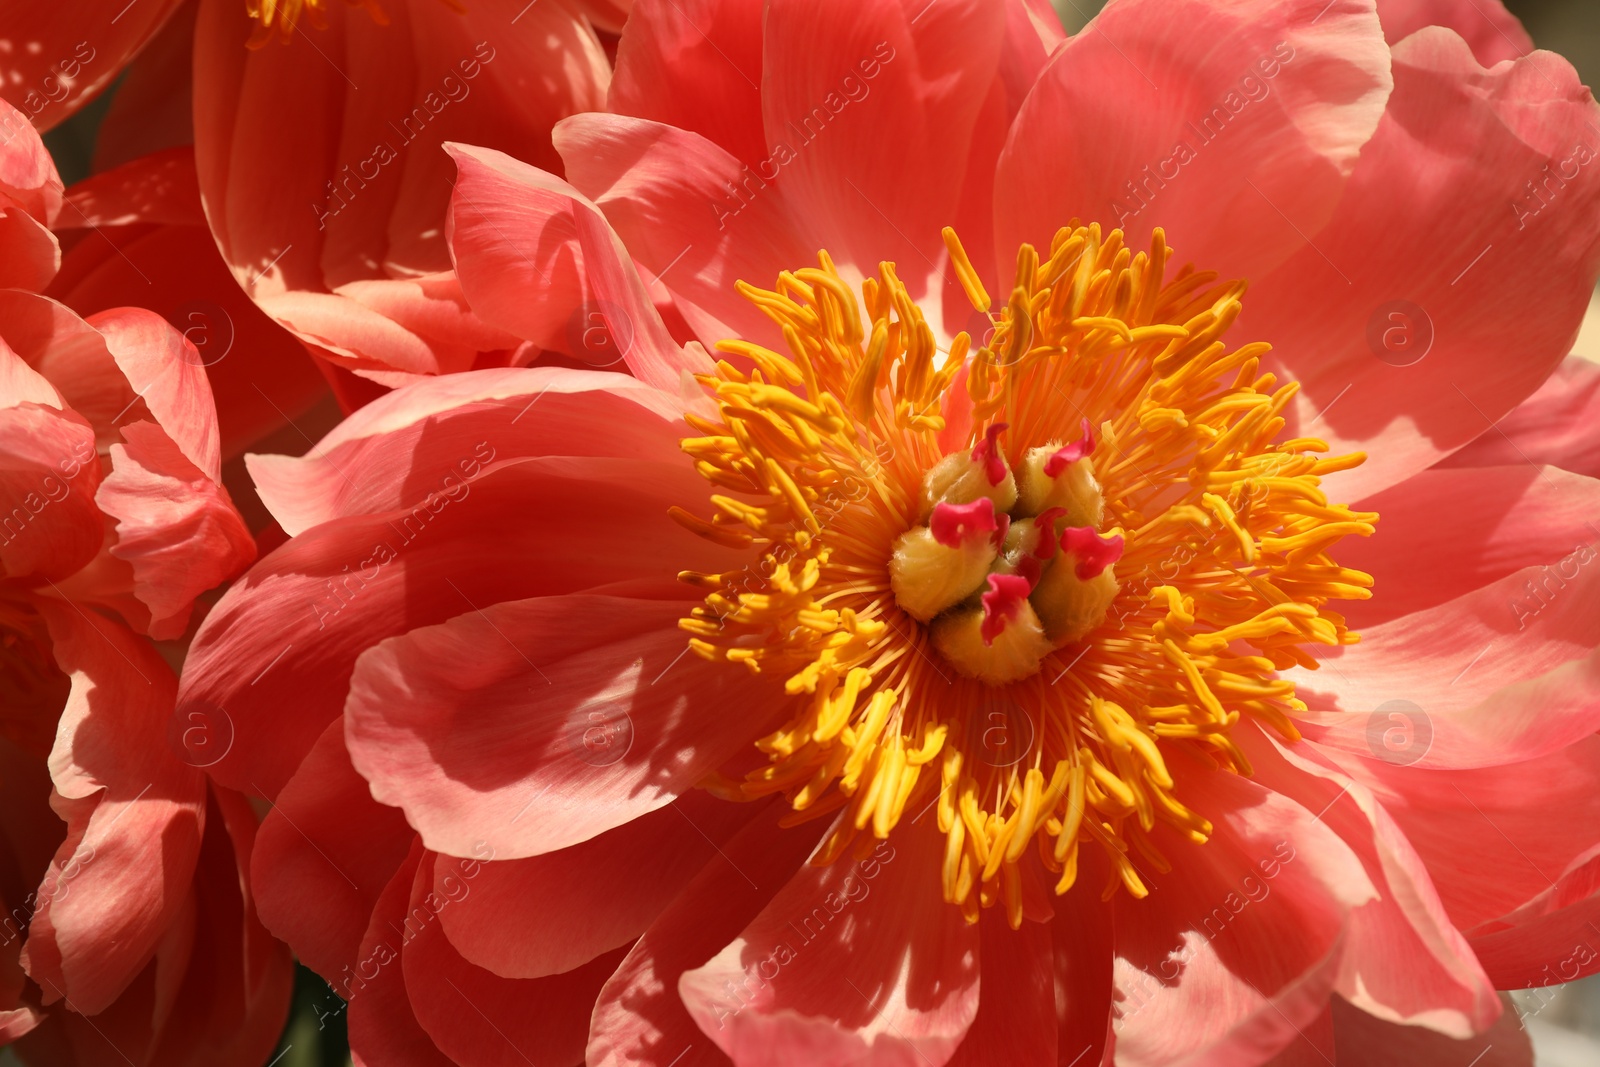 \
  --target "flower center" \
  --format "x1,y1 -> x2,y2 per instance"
672,225 -> 1376,924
